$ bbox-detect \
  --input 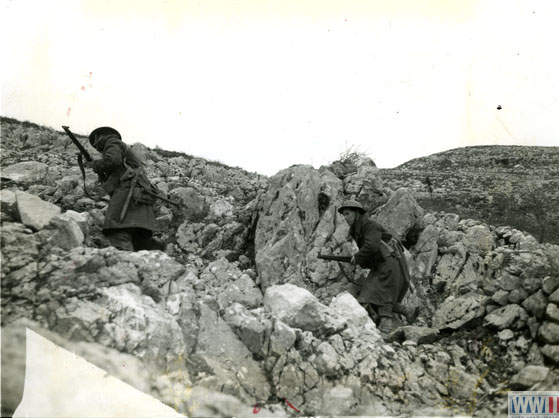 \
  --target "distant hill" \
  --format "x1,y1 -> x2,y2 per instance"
380,145 -> 559,244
